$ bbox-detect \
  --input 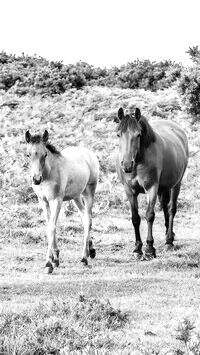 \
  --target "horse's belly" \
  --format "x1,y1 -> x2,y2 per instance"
63,169 -> 90,200
159,158 -> 186,188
